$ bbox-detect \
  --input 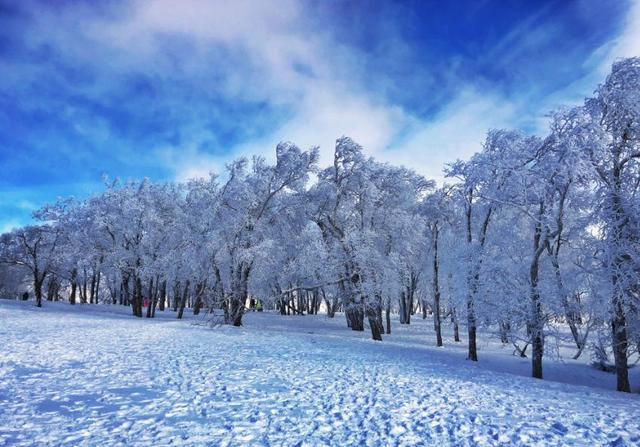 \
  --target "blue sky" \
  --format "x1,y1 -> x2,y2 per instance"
1,0 -> 639,232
